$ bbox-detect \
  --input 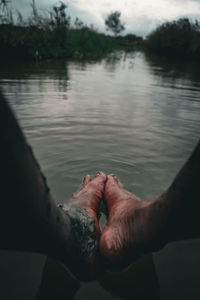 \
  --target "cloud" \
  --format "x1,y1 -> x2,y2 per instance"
10,0 -> 200,36
70,0 -> 200,35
